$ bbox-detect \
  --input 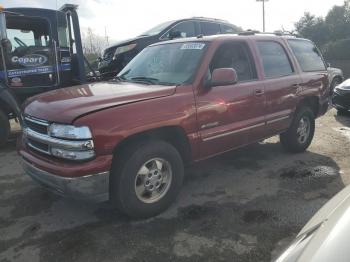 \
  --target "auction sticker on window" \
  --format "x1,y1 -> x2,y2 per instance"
180,43 -> 206,50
